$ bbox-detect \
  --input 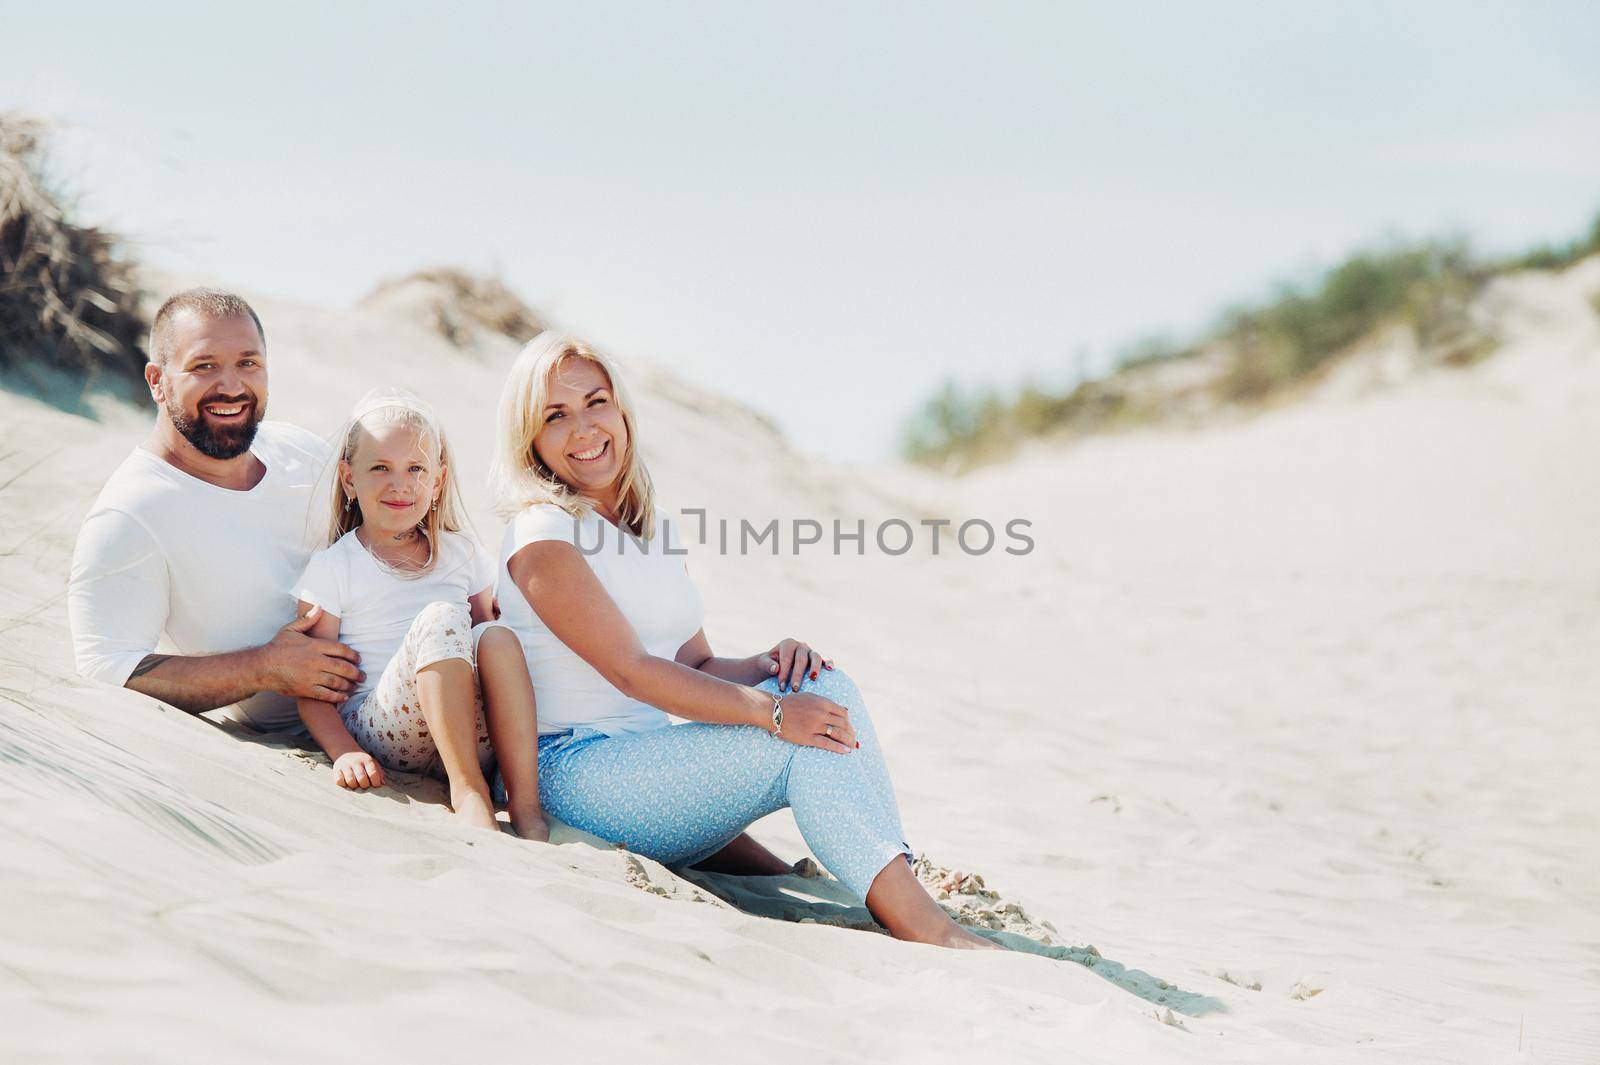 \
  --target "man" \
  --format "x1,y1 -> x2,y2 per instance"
68,288 -> 362,730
